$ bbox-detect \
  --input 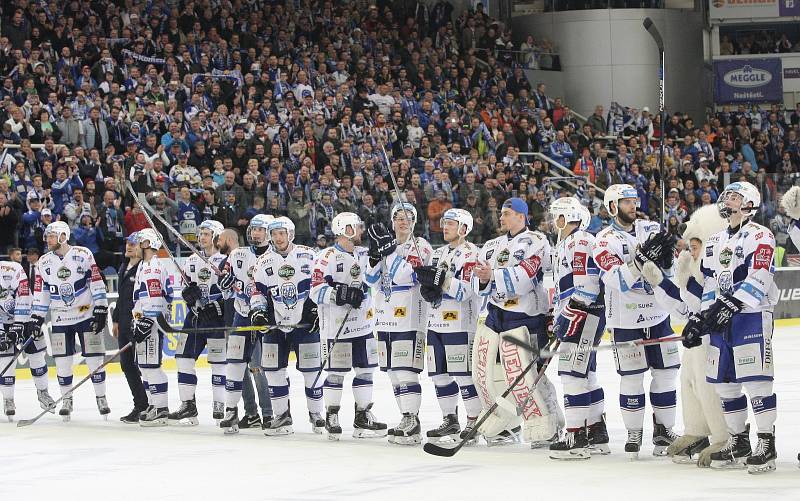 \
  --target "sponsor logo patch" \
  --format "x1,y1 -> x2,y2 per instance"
57,267 -> 71,280
753,244 -> 773,270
